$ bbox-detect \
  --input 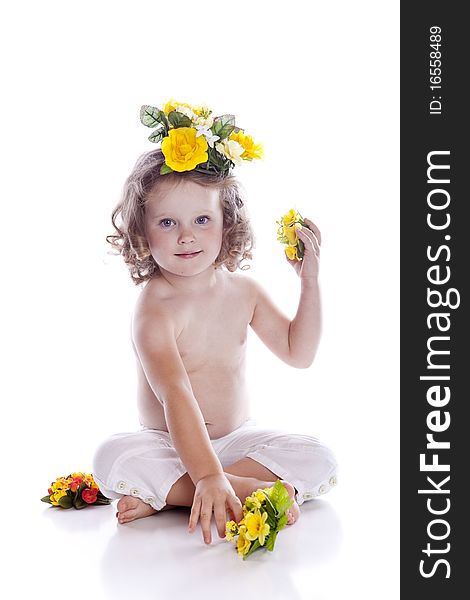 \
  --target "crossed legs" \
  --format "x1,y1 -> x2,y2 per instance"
116,457 -> 300,525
